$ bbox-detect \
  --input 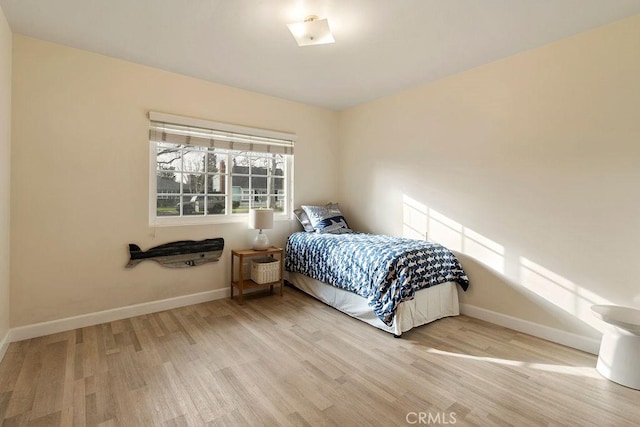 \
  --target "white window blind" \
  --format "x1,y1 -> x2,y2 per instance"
149,112 -> 295,155
149,112 -> 294,225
